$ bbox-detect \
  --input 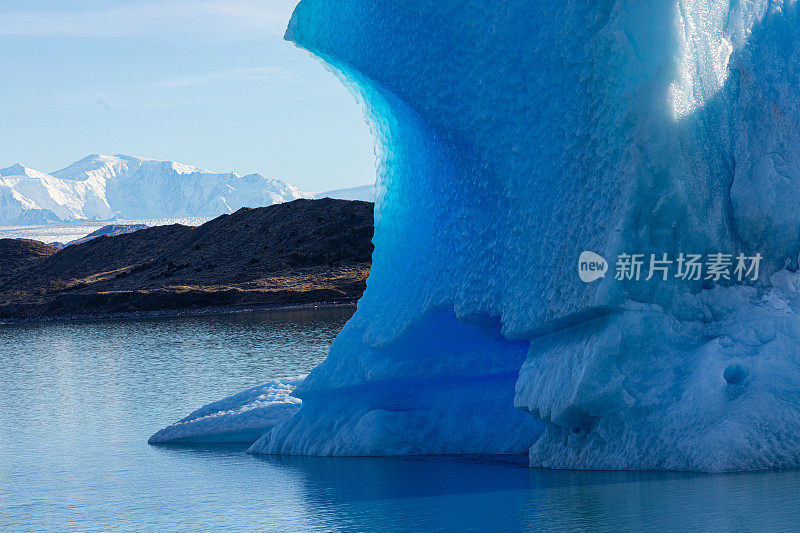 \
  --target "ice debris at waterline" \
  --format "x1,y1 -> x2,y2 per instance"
152,1 -> 800,471
148,378 -> 302,444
